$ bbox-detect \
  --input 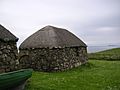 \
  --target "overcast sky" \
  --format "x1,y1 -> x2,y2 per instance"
0,0 -> 120,46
